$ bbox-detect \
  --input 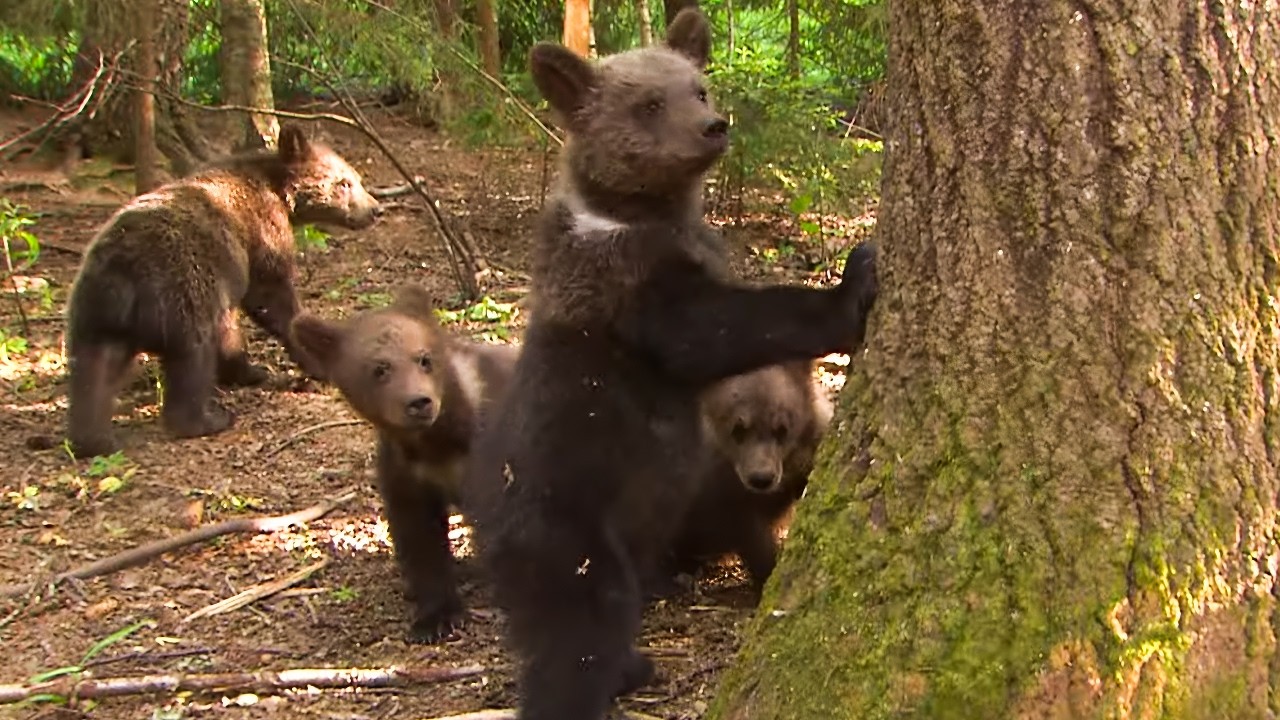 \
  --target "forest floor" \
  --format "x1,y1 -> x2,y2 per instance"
0,103 -> 876,720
